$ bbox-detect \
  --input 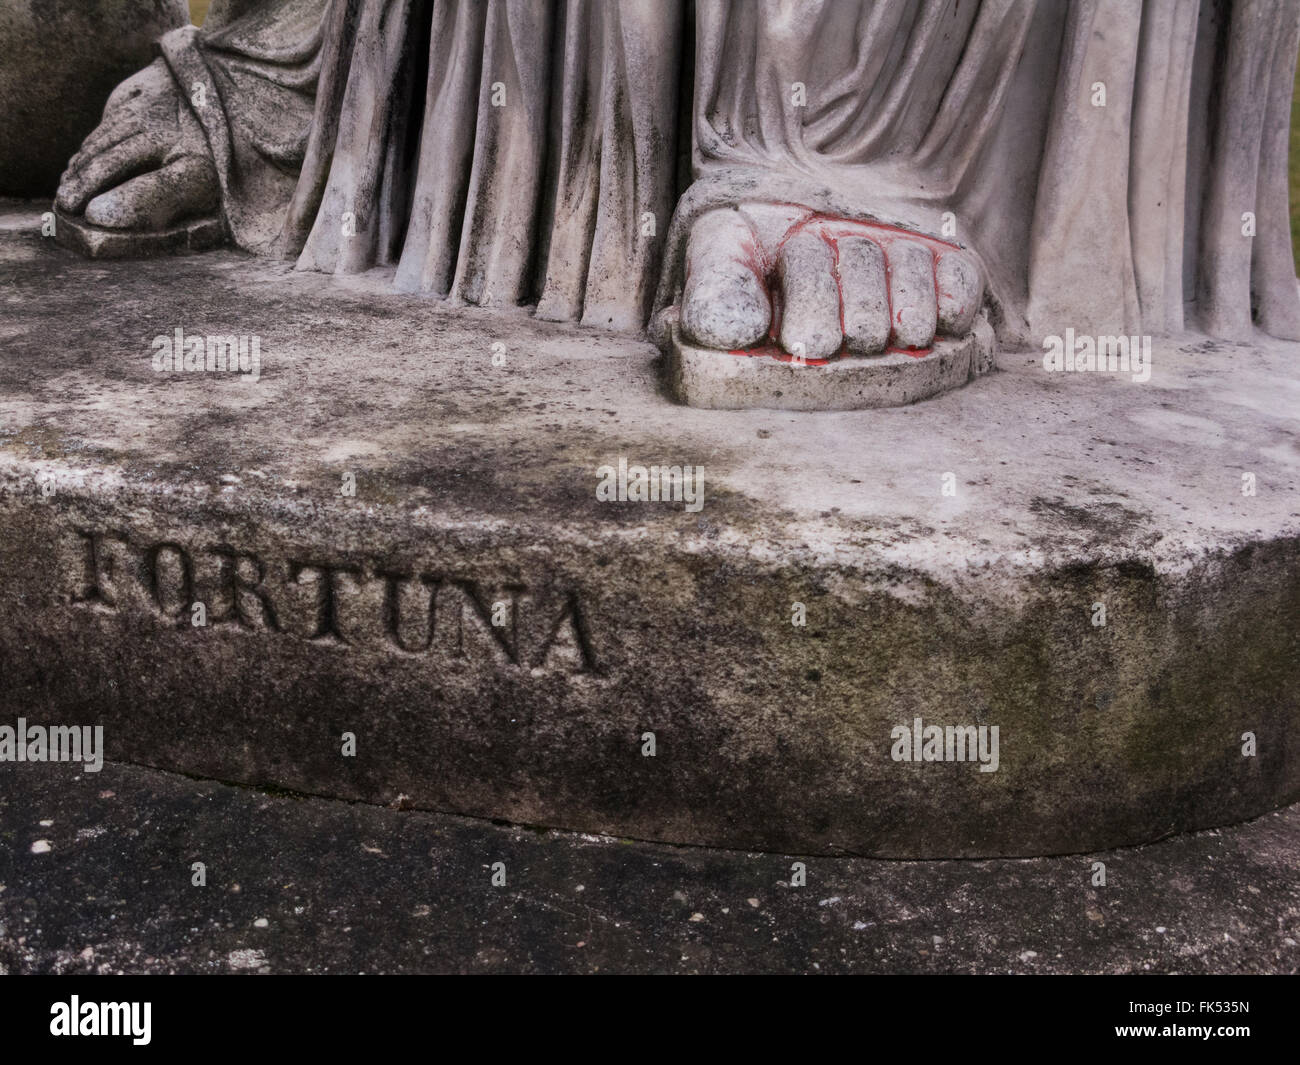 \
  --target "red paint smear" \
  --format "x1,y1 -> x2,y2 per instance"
728,342 -> 832,367
728,342 -> 933,365
799,213 -> 962,256
720,210 -> 958,363
763,205 -> 964,255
